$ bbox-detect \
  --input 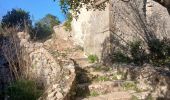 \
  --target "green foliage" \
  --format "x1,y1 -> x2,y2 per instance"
90,91 -> 99,97
112,38 -> 170,67
122,81 -> 138,91
30,22 -> 53,41
39,14 -> 60,29
54,0 -> 108,16
30,14 -> 60,41
129,40 -> 147,65
56,0 -> 89,14
1,8 -> 31,31
148,38 -> 170,66
64,13 -> 72,31
6,80 -> 43,100
94,76 -> 110,82
113,51 -> 131,63
88,55 -> 99,63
